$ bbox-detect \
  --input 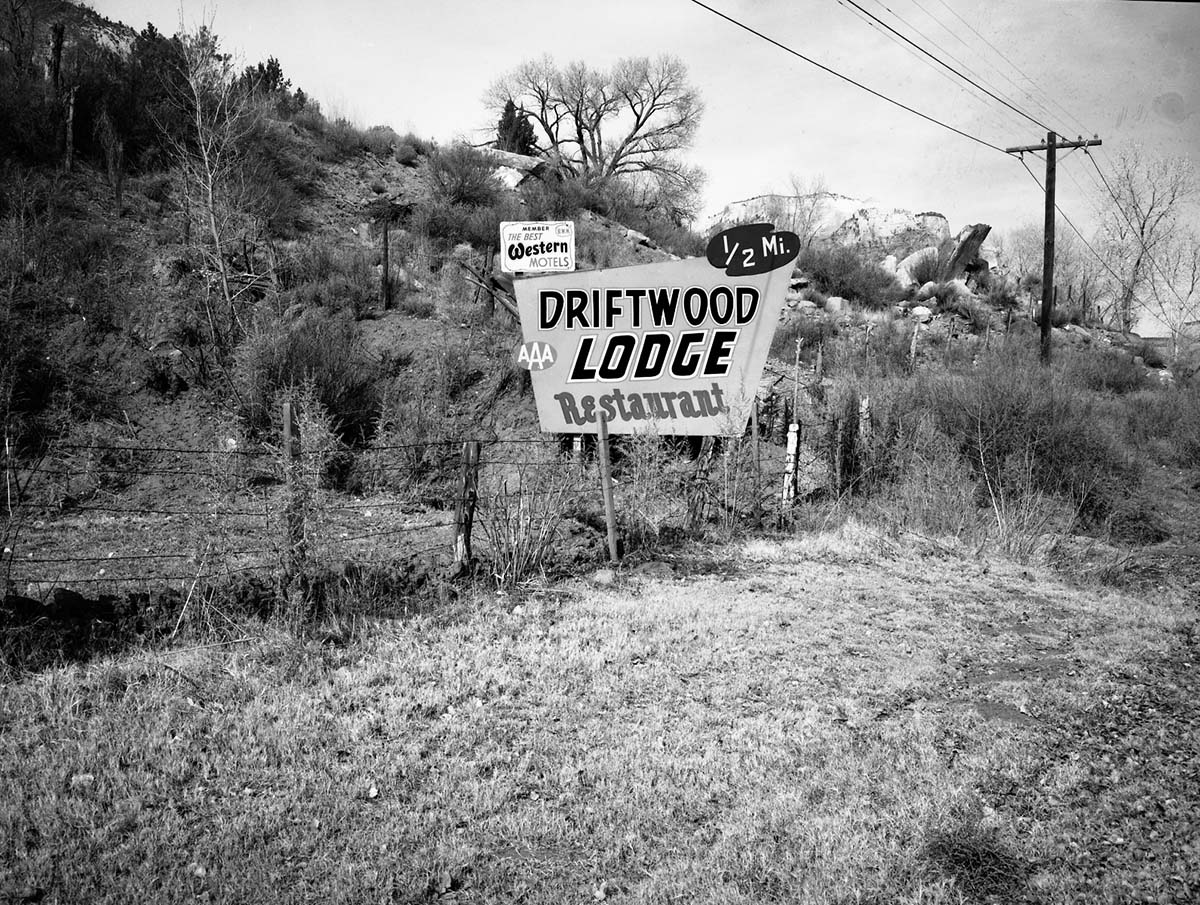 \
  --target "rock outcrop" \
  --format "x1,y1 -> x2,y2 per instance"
707,193 -> 950,261
942,224 -> 992,282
